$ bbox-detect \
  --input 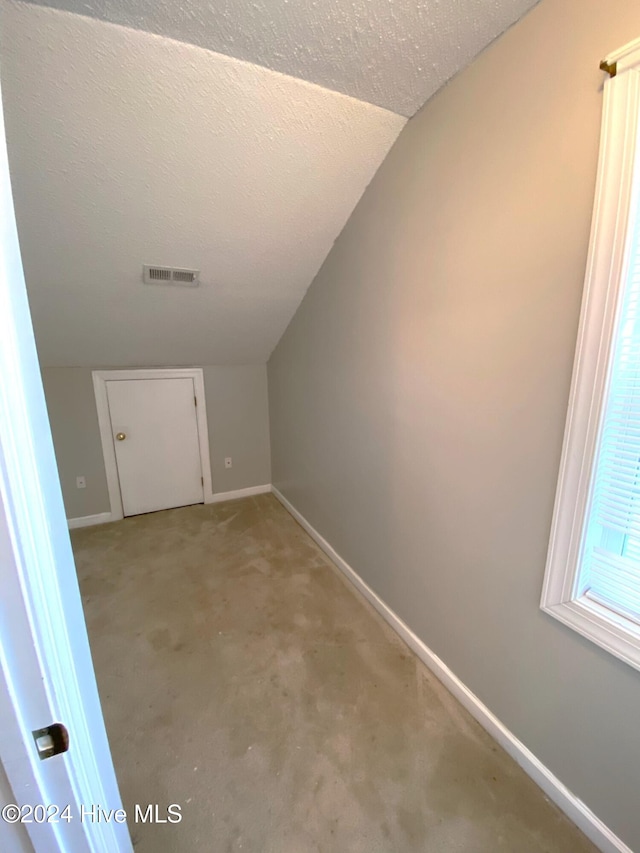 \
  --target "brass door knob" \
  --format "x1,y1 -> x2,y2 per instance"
115,432 -> 126,441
